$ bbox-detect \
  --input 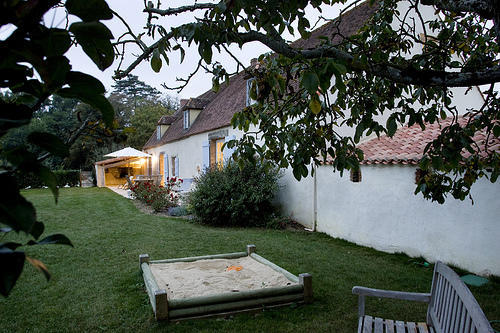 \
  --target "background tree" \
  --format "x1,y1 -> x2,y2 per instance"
115,0 -> 499,204
127,98 -> 178,149
0,0 -> 115,296
110,74 -> 162,116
